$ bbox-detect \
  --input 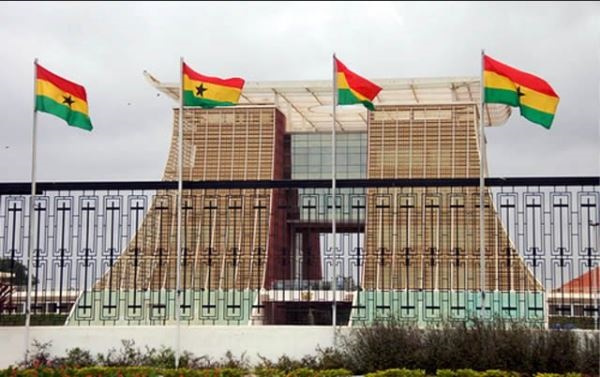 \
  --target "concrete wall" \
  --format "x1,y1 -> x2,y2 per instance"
0,326 -> 344,368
